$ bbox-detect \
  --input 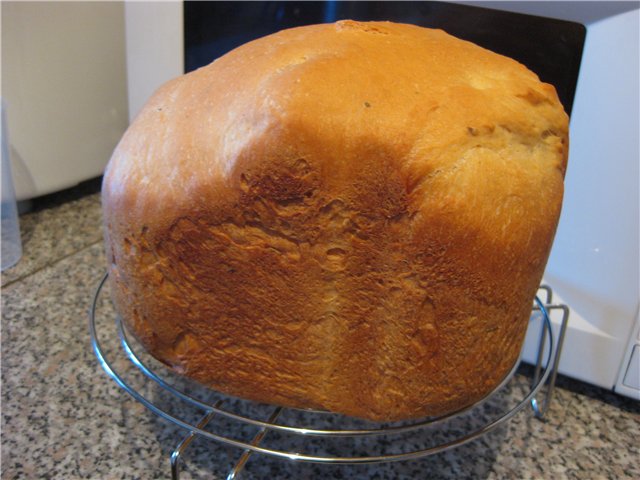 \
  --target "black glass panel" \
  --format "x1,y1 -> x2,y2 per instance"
184,1 -> 585,115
